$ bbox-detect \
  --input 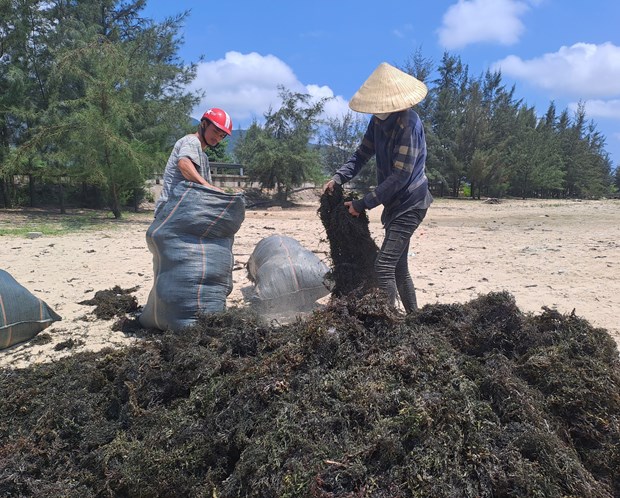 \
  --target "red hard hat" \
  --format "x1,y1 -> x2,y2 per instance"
202,108 -> 233,136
